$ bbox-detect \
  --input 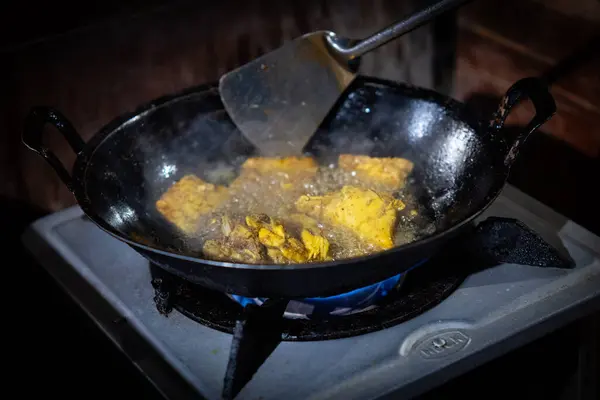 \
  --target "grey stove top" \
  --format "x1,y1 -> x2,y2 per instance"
23,184 -> 600,400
